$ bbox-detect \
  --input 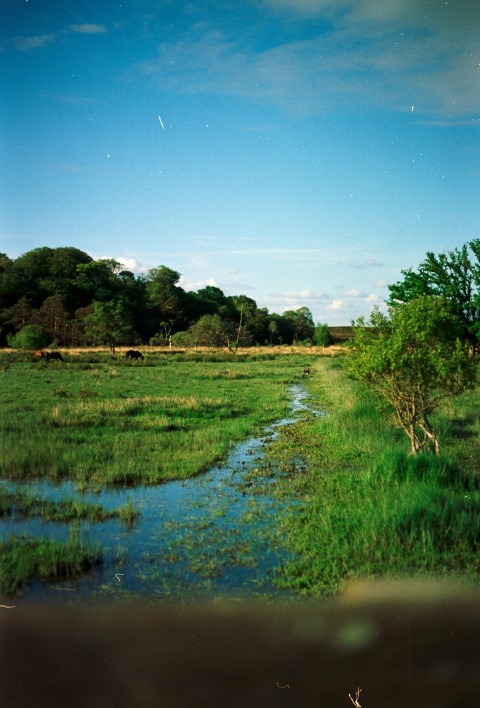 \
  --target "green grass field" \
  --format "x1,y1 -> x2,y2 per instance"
1,348 -> 478,597
0,350 -> 314,488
